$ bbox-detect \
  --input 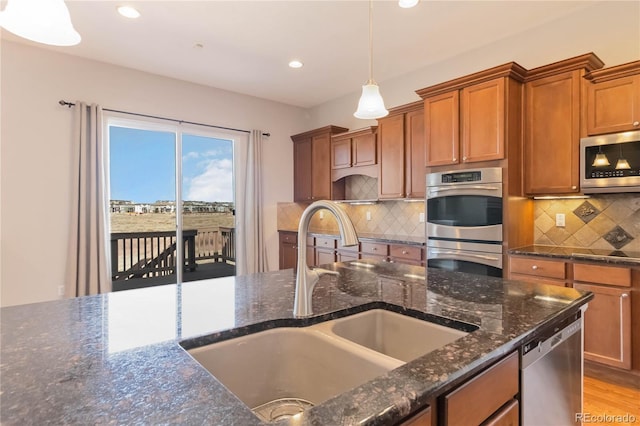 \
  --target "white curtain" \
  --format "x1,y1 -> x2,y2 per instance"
235,130 -> 268,275
64,102 -> 111,297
